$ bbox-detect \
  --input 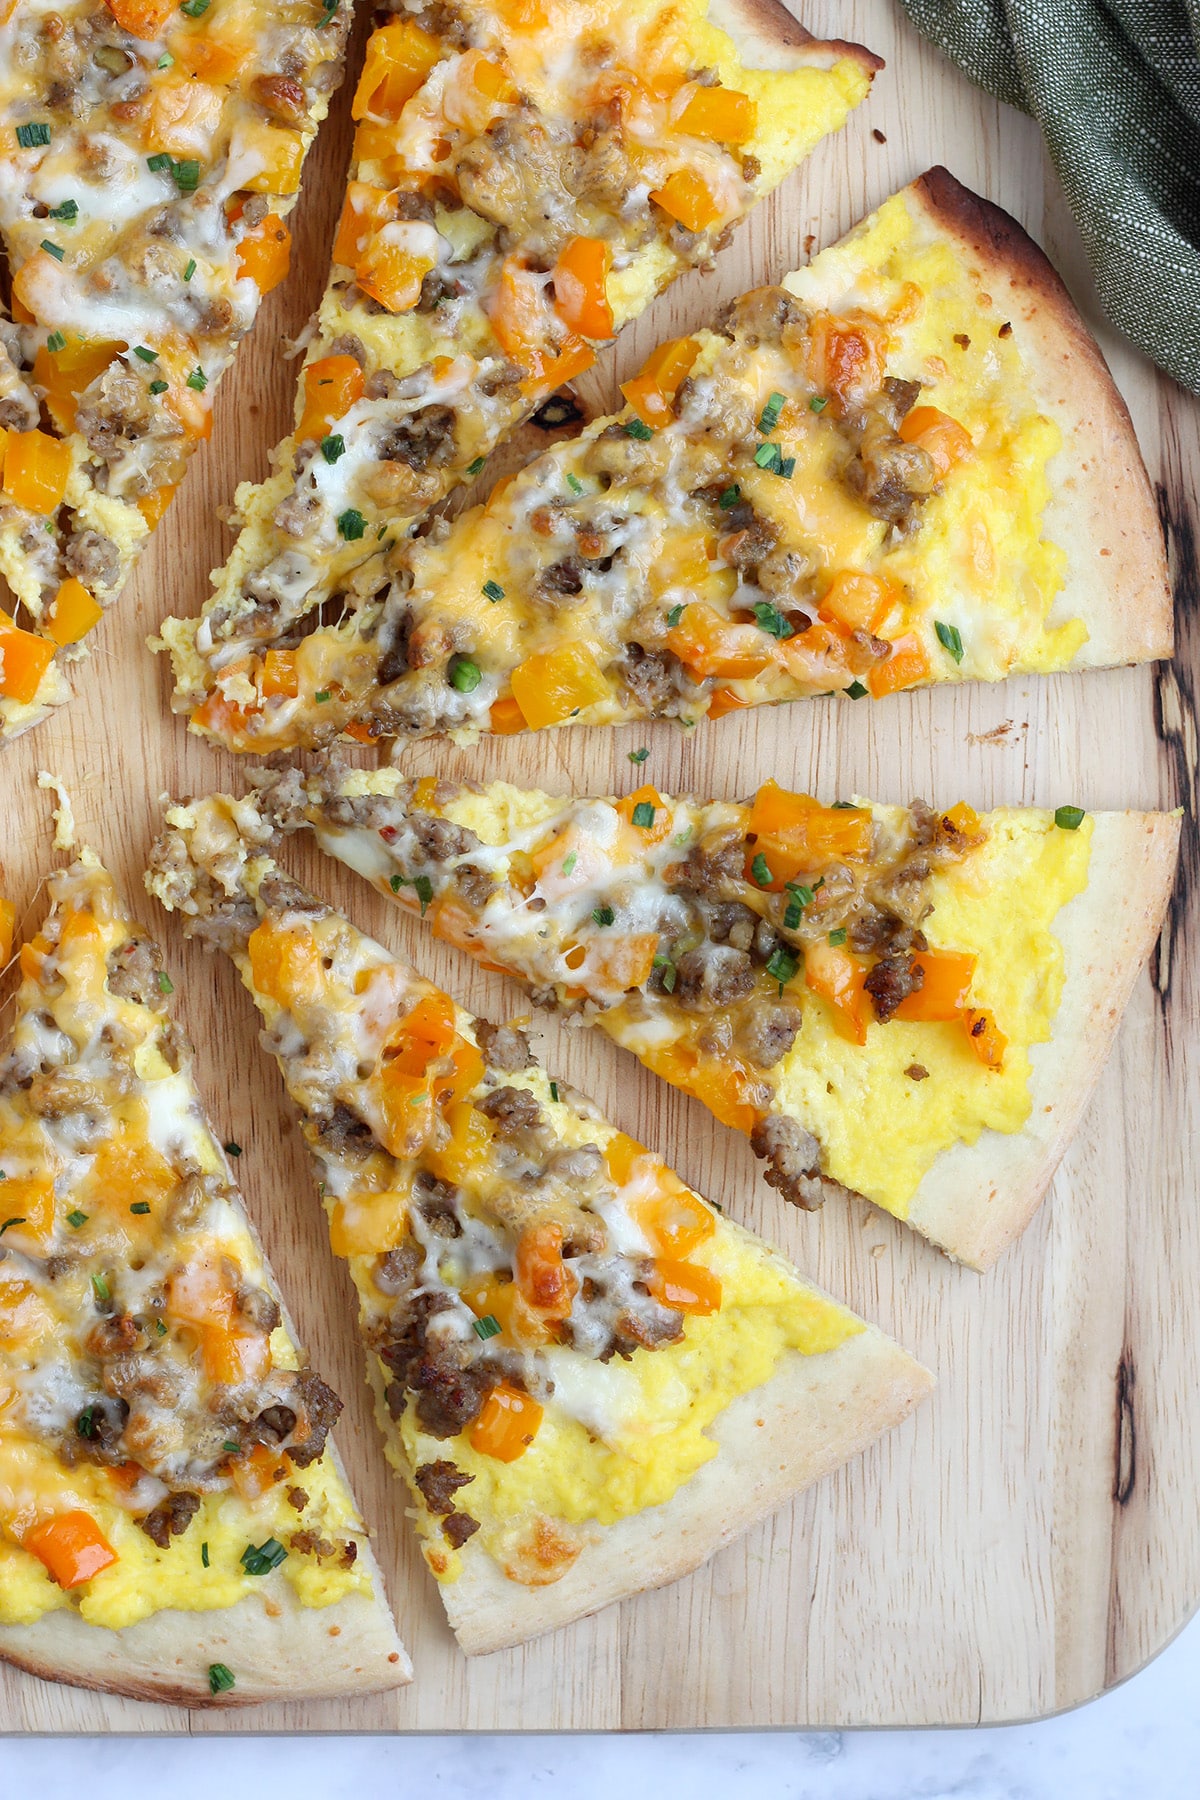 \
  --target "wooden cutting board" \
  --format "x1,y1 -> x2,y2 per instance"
2,0 -> 1197,1733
